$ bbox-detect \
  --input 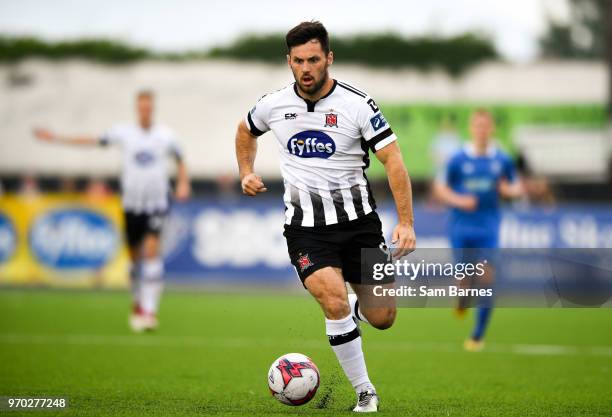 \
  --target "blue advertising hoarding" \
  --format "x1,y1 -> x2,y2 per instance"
162,199 -> 612,285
